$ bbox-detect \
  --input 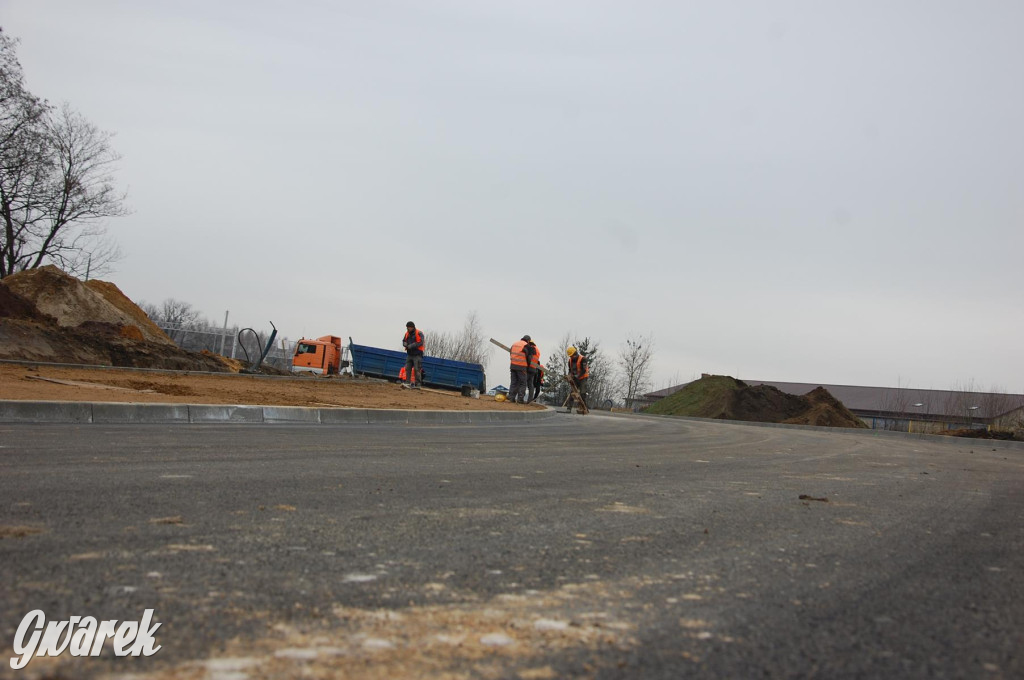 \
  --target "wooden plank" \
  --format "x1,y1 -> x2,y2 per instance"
26,375 -> 157,393
489,338 -> 511,353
